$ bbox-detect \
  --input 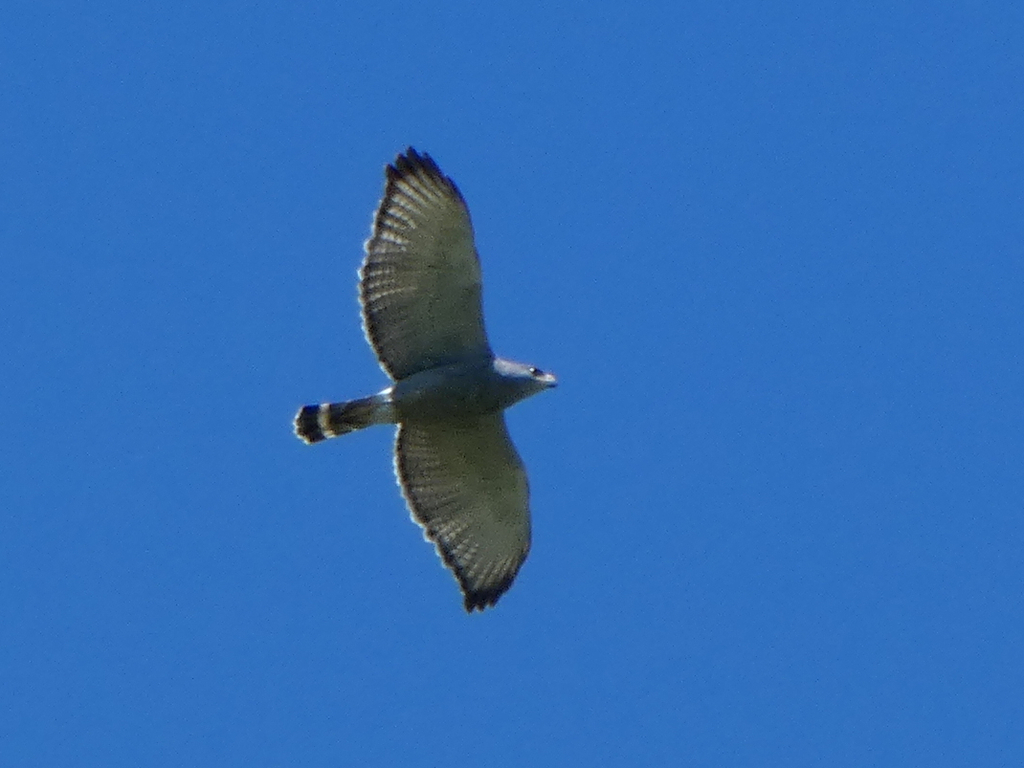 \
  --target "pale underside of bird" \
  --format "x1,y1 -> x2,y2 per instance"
294,148 -> 556,612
